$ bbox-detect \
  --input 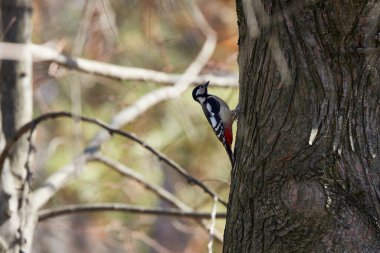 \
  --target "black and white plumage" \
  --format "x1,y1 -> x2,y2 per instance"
192,81 -> 234,166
